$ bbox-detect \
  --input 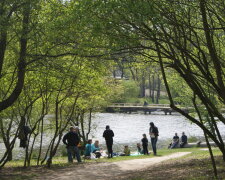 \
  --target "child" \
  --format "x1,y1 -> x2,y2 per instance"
124,145 -> 131,156
141,134 -> 149,155
137,143 -> 142,154
120,145 -> 131,156
84,139 -> 93,158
